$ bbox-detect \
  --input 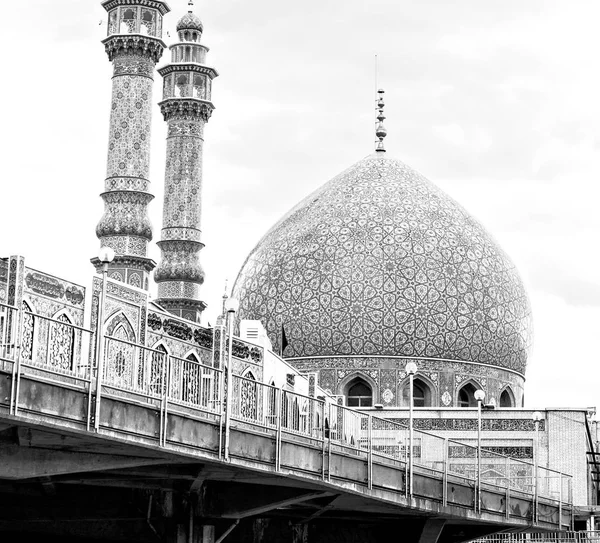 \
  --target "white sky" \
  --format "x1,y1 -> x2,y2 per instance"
1,0 -> 598,411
